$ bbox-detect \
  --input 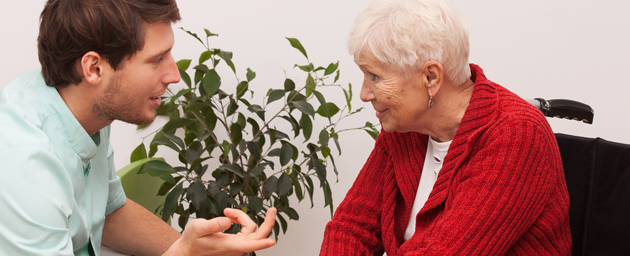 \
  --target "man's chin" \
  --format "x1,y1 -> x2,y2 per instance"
119,113 -> 157,126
